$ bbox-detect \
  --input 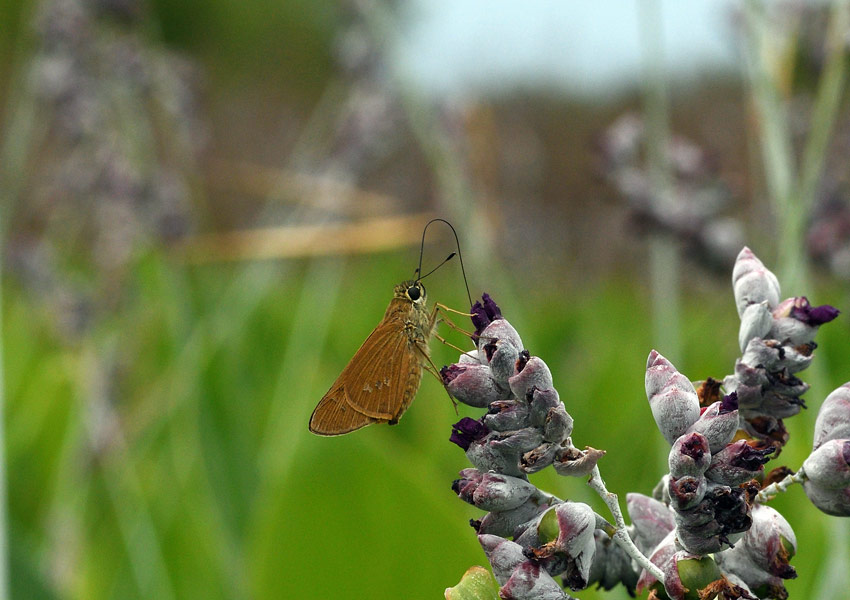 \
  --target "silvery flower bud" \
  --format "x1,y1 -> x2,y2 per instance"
481,338 -> 521,385
675,483 -> 755,555
478,534 -> 526,585
508,356 -> 553,399
441,363 -> 505,408
484,400 -> 530,432
802,480 -> 850,517
668,475 -> 707,511
646,351 -> 701,445
533,502 -> 597,591
466,428 -> 543,477
804,439 -> 850,487
626,493 -> 675,555
705,439 -> 774,486
453,469 -> 538,512
553,442 -> 605,477
499,561 -> 570,600
528,388 -> 563,428
686,394 -> 739,453
521,442 -> 558,474
732,247 -> 780,318
802,440 -> 850,516
477,317 -> 523,362
668,432 -> 711,479
474,498 -> 551,538
743,338 -> 812,375
542,405 -> 573,443
716,504 -> 796,598
813,382 -> 850,449
738,302 -> 773,352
